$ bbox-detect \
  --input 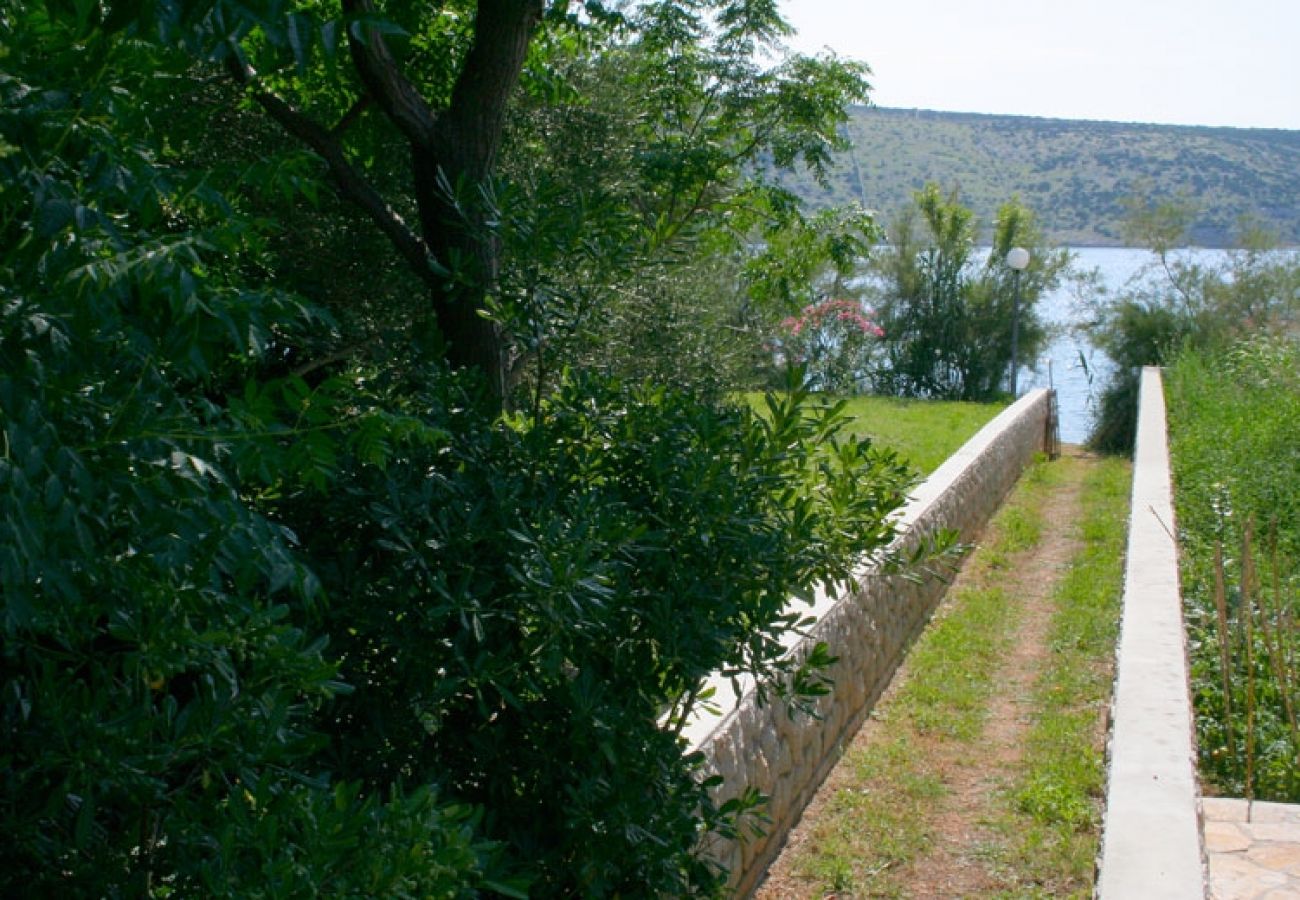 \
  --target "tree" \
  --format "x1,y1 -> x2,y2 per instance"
869,184 -> 1070,401
0,5 -> 518,894
90,0 -> 873,410
486,2 -> 877,397
3,0 -> 912,894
